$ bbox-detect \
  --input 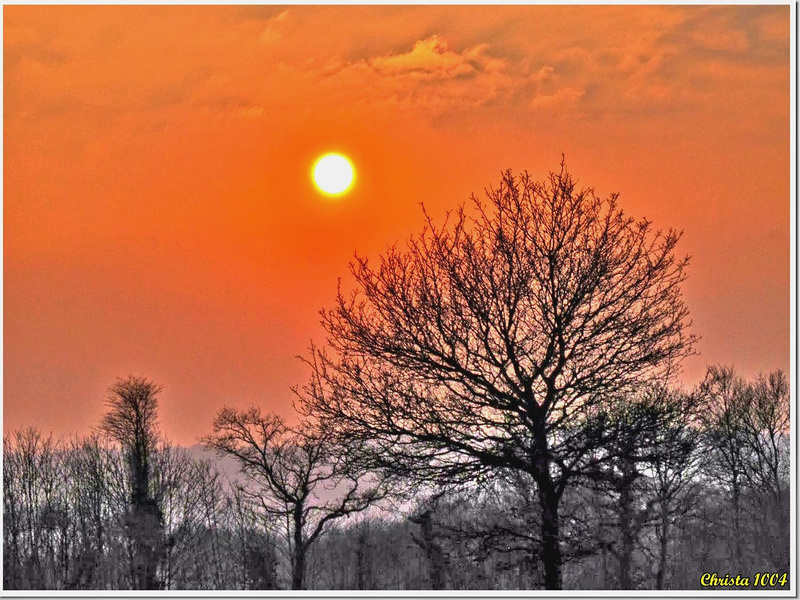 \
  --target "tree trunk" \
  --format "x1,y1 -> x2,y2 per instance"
537,477 -> 562,590
291,547 -> 305,590
410,509 -> 446,590
356,526 -> 368,590
532,414 -> 562,591
617,470 -> 634,589
732,476 -> 741,569
129,500 -> 162,589
291,509 -> 305,590
655,504 -> 669,590
427,539 -> 446,590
